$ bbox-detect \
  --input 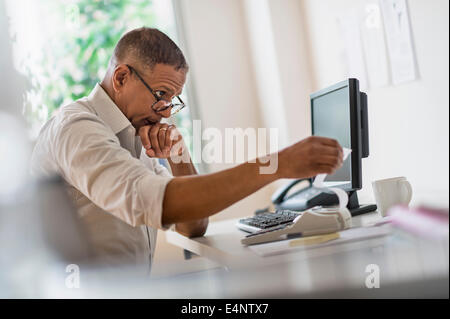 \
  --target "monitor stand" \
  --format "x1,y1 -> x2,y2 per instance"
347,191 -> 377,216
